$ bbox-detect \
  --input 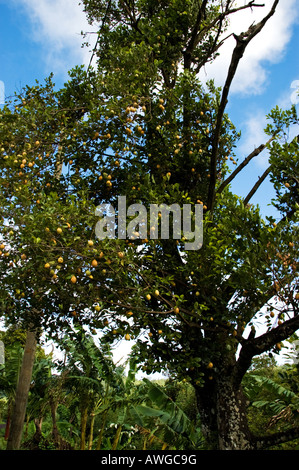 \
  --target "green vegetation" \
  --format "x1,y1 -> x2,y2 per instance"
0,328 -> 298,450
